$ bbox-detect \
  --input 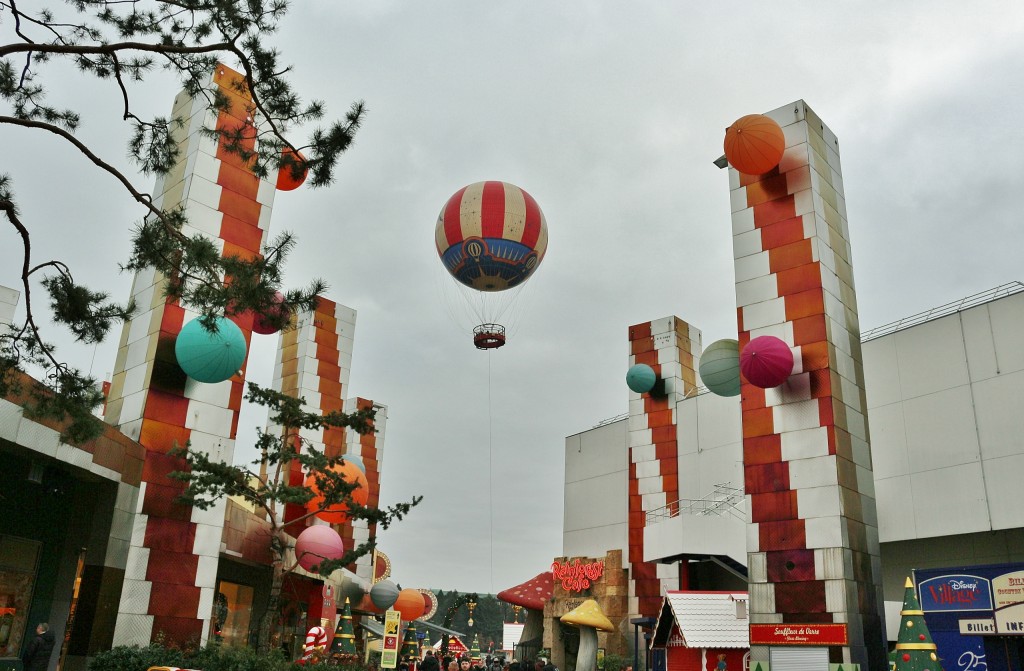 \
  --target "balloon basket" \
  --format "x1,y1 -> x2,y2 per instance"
473,324 -> 506,349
